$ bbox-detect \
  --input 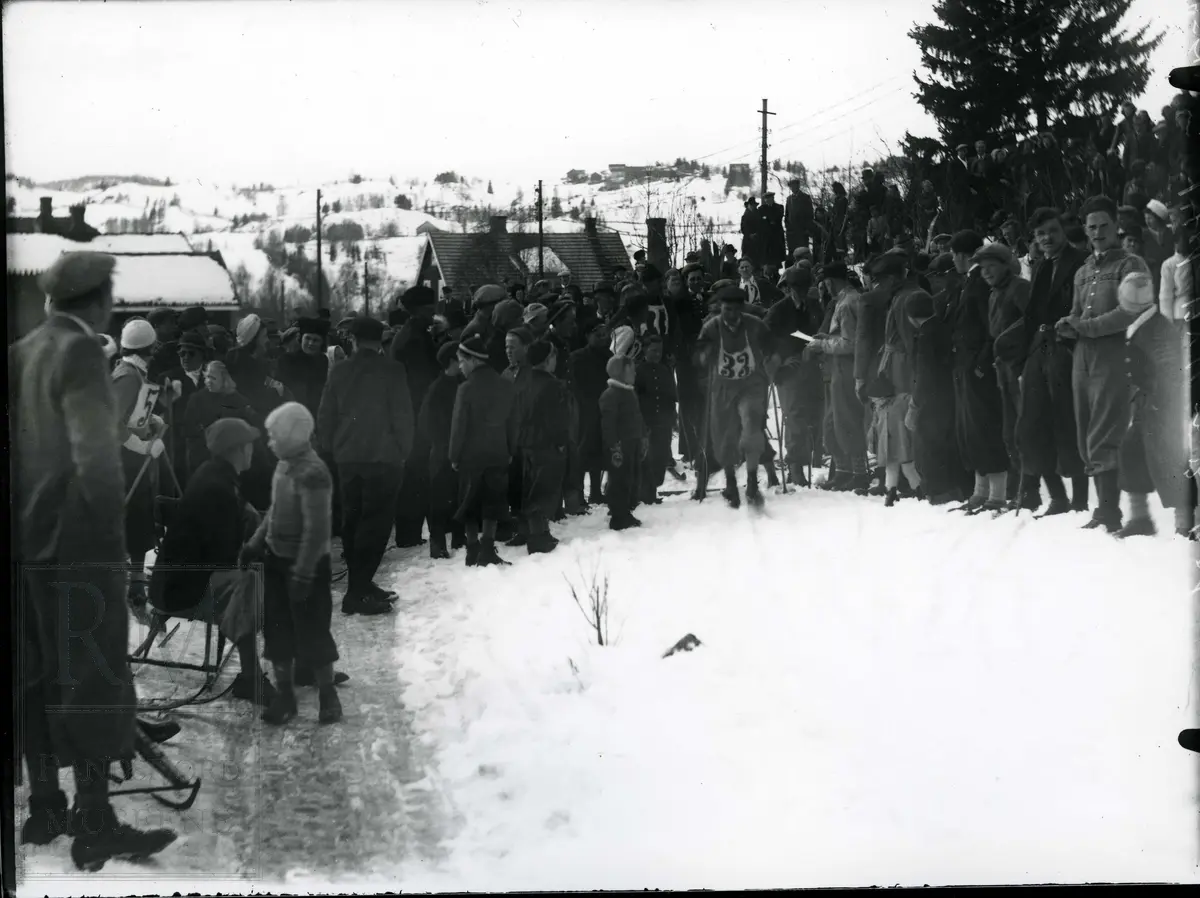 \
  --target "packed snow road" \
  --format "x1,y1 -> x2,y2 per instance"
15,477 -> 1198,892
